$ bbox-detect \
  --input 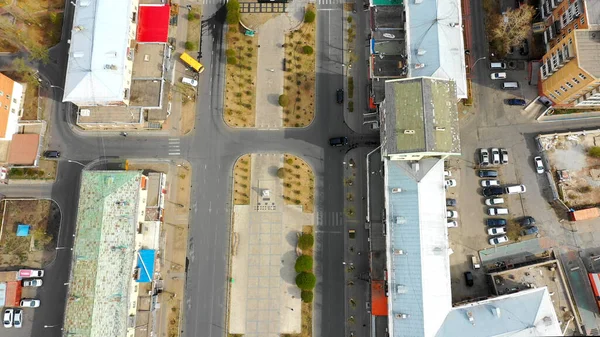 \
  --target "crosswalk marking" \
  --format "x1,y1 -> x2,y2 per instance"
315,0 -> 346,4
169,138 -> 181,156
